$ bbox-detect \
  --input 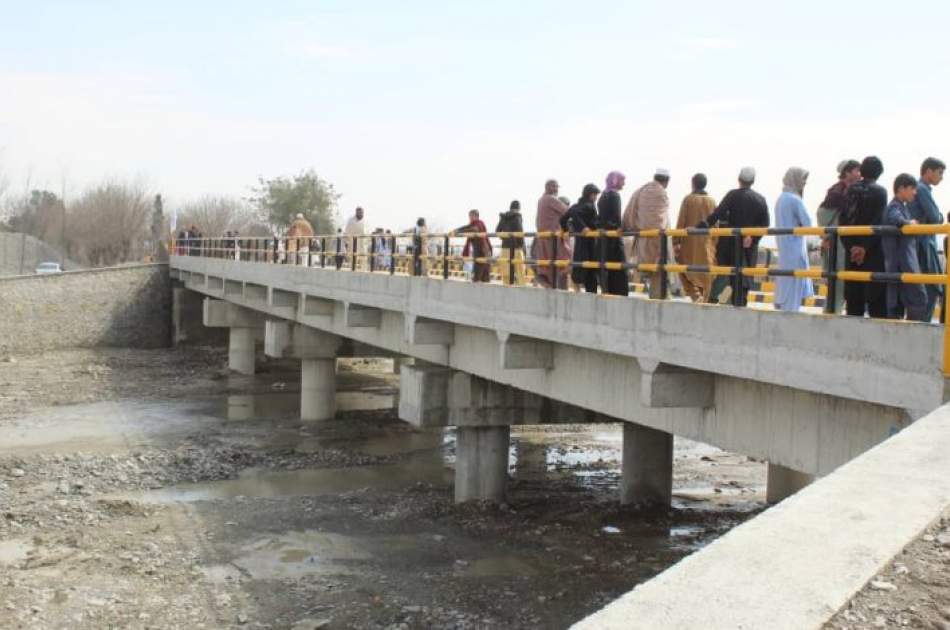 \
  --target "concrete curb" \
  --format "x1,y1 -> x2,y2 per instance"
572,402 -> 950,630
